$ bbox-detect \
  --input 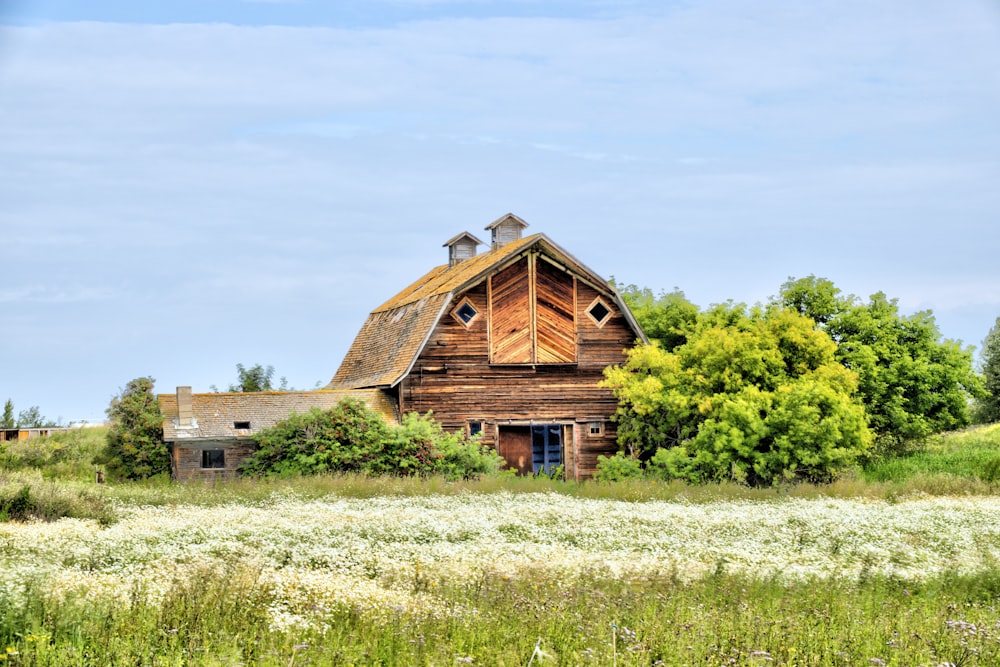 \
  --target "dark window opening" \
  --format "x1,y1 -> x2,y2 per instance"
455,301 -> 479,325
587,300 -> 611,325
234,421 -> 250,430
468,421 -> 483,437
531,425 -> 562,475
202,449 -> 225,469
589,421 -> 604,436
